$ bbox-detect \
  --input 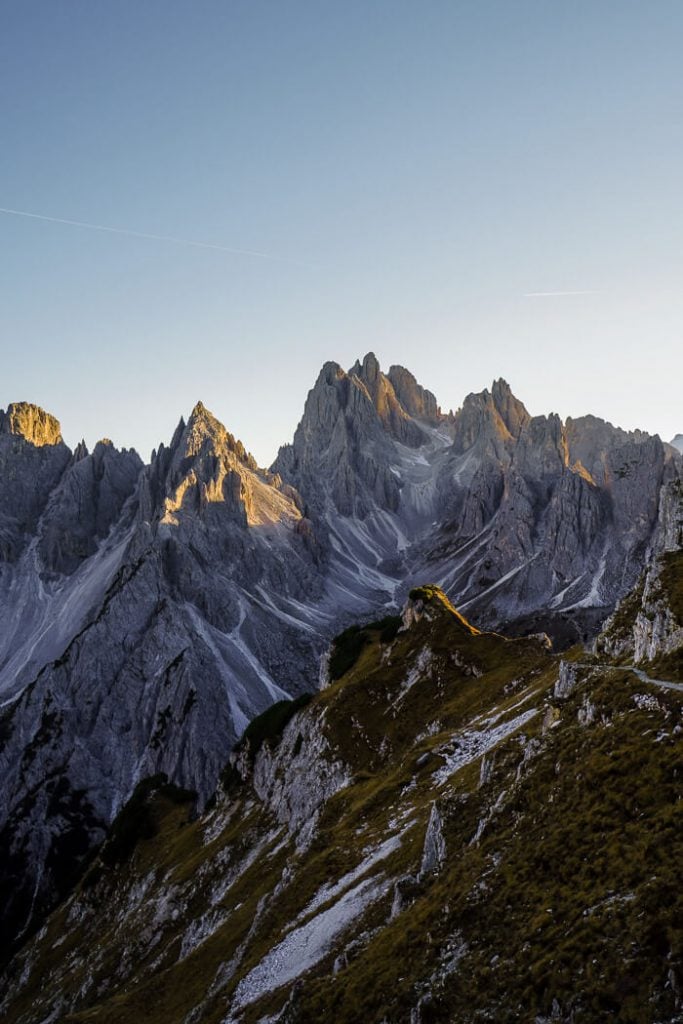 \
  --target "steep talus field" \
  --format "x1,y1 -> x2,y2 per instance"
0,357 -> 680,973
2,567 -> 681,1024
